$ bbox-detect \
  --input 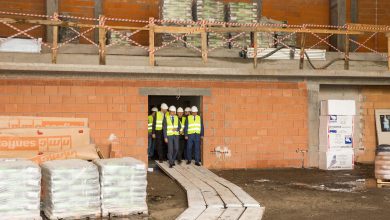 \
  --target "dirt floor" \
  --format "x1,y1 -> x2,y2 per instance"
146,164 -> 390,220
